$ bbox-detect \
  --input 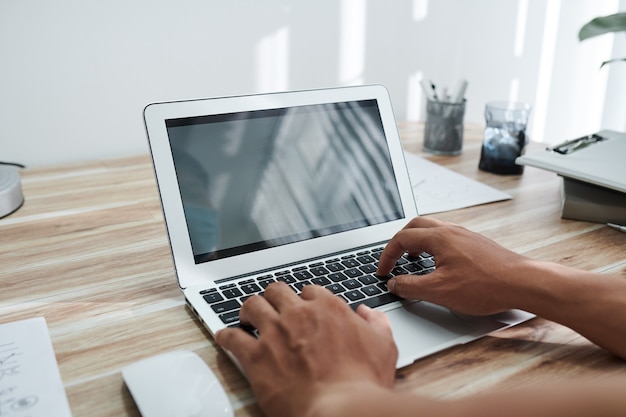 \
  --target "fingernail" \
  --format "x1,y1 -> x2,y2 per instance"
387,279 -> 396,293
